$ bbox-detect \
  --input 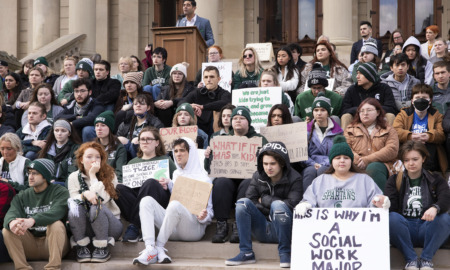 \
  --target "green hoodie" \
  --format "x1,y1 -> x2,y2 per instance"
142,64 -> 172,86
